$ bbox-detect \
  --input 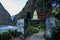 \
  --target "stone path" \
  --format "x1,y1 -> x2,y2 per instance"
25,31 -> 45,40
